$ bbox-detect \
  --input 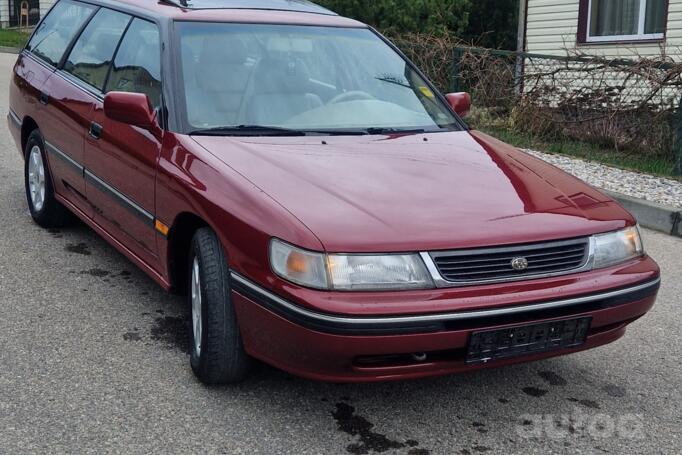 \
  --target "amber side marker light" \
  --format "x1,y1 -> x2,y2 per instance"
155,220 -> 170,236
